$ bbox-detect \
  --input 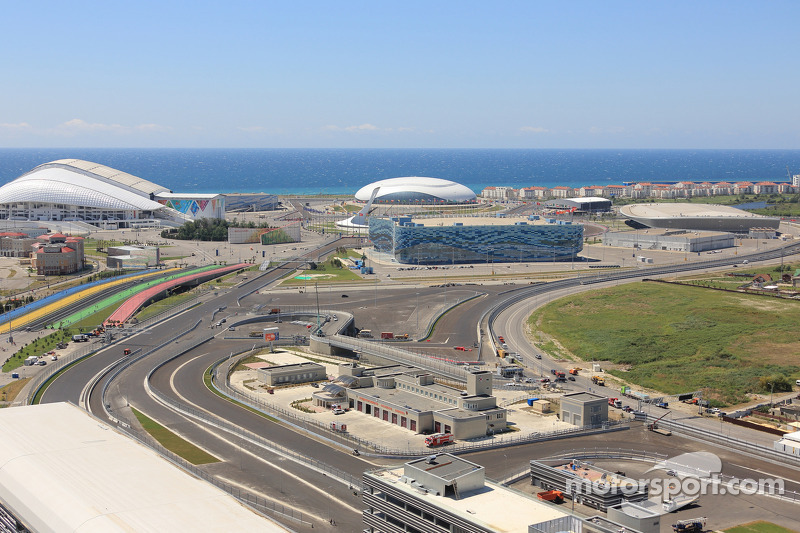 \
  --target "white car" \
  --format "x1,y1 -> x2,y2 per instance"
332,408 -> 346,415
